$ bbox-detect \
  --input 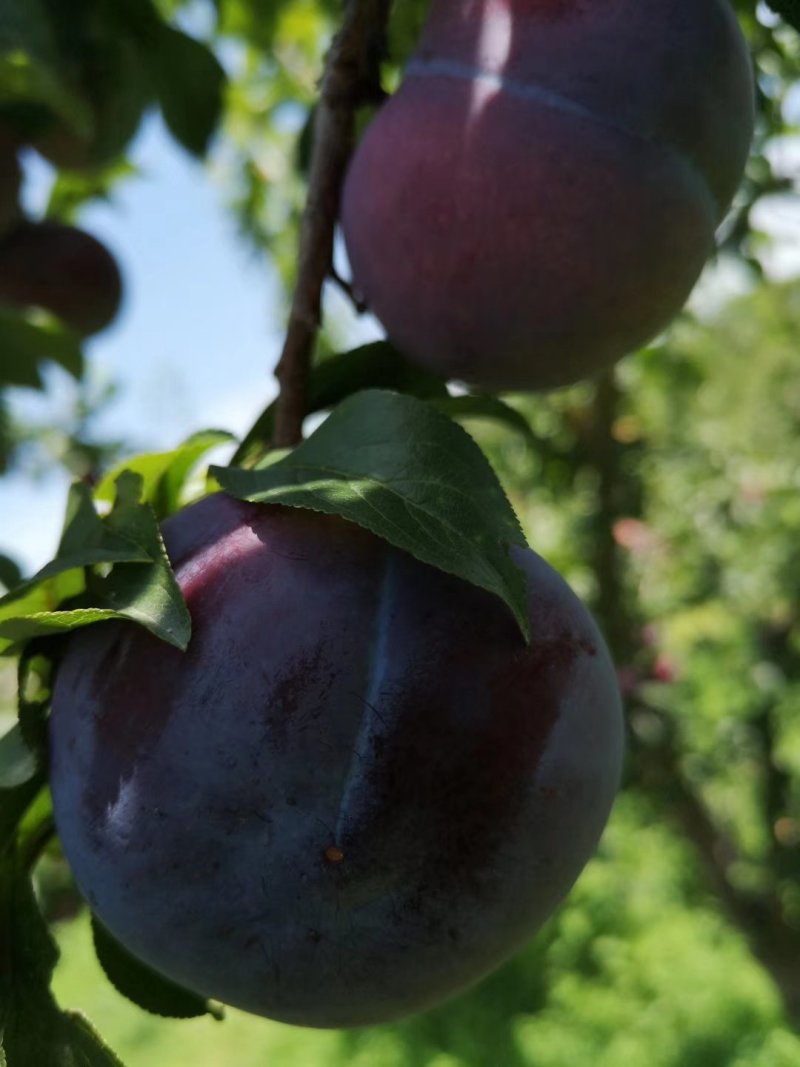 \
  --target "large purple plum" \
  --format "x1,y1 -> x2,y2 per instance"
341,0 -> 754,391
49,493 -> 624,1027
